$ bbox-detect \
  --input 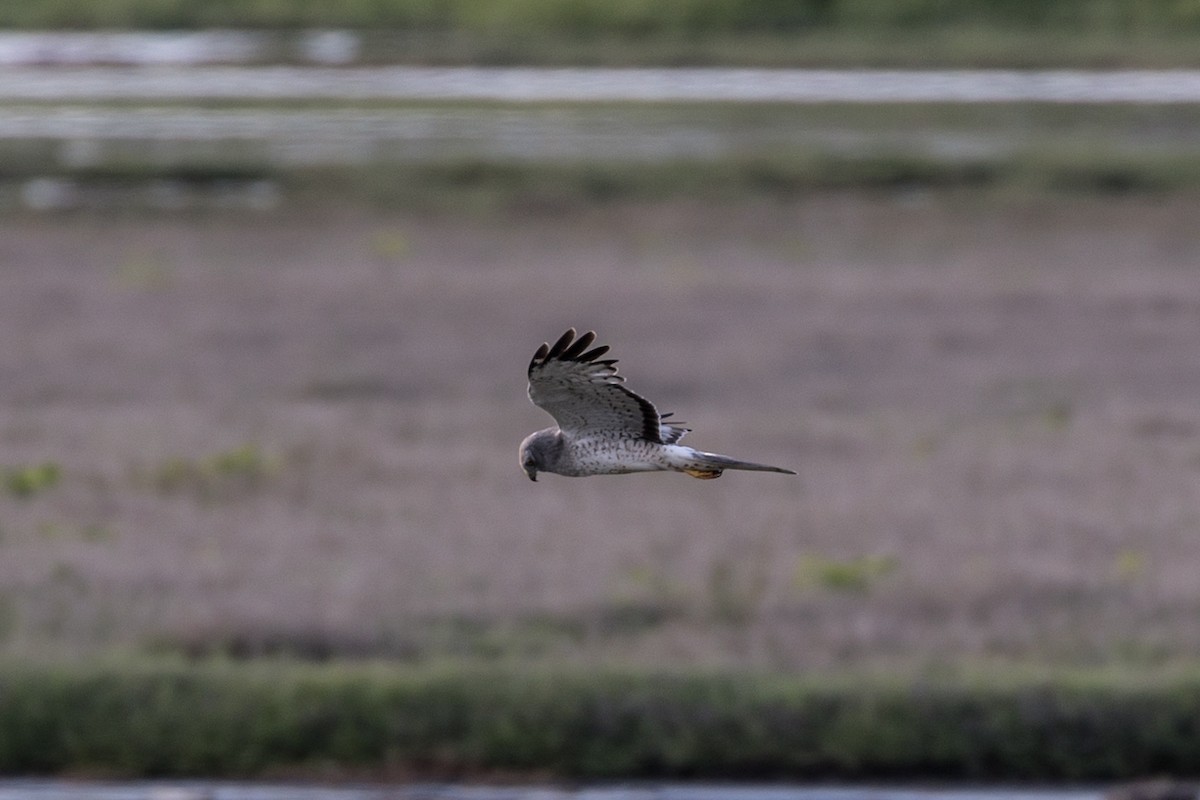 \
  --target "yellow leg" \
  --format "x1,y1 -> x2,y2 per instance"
683,468 -> 723,479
